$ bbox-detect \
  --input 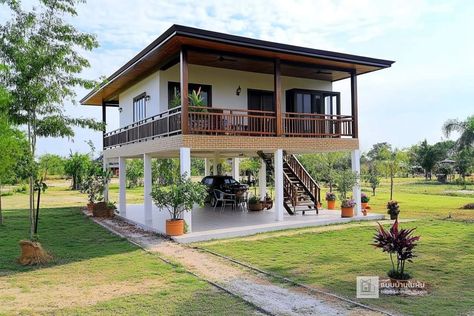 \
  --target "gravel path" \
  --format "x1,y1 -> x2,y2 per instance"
91,214 -> 387,316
